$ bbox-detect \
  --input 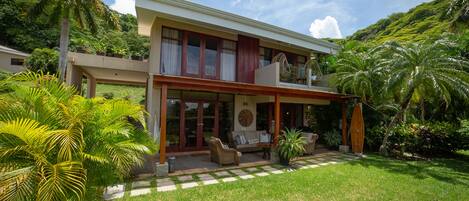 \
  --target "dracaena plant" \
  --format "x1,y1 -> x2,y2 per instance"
277,128 -> 306,164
